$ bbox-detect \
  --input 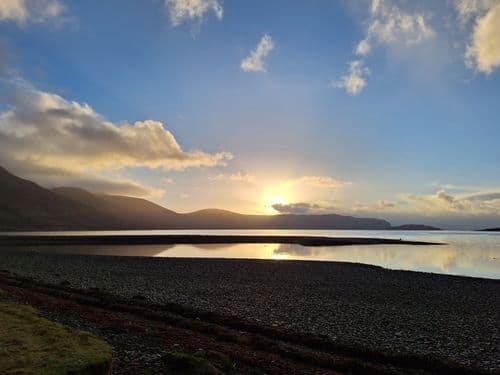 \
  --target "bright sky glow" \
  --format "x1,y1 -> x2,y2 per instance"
0,0 -> 499,229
